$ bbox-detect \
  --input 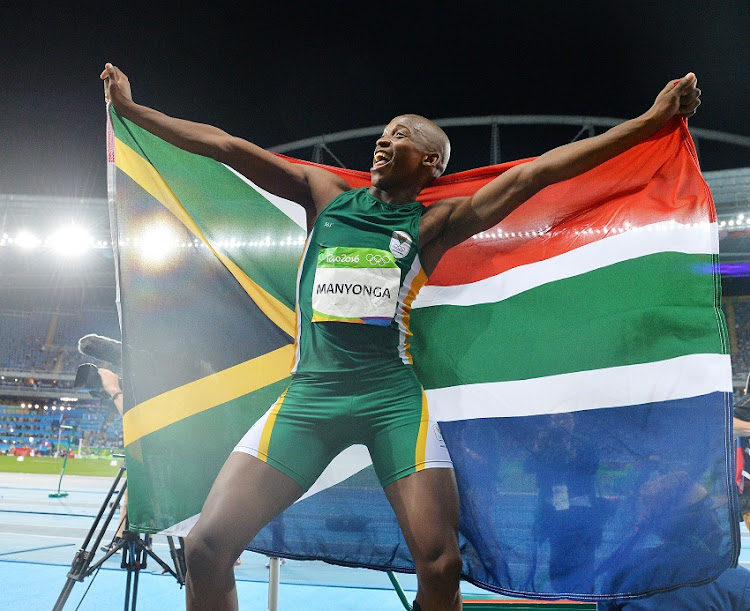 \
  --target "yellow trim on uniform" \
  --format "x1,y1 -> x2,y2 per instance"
290,235 -> 312,373
114,137 -> 296,338
123,344 -> 294,446
256,388 -> 289,460
400,268 -> 429,364
414,390 -> 430,471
